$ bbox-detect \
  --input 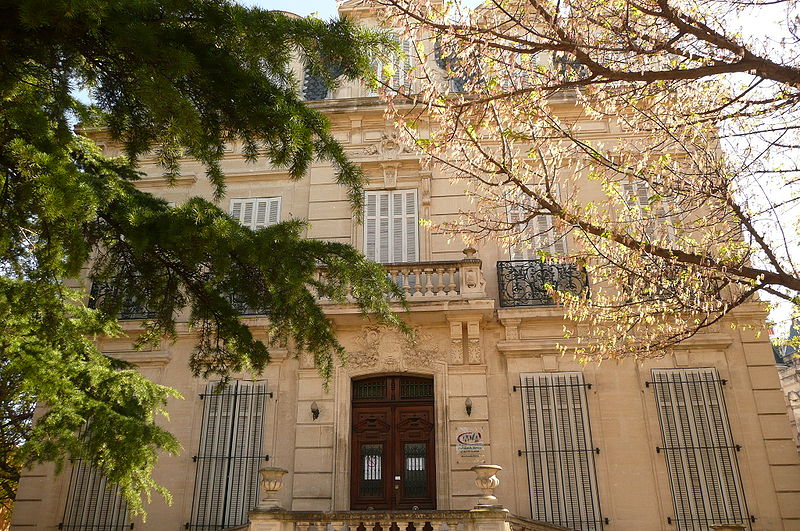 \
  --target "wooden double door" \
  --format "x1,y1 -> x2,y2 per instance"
350,376 -> 436,510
